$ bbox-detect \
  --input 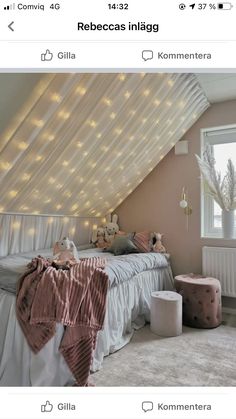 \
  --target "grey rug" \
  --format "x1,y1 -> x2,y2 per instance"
93,314 -> 236,386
